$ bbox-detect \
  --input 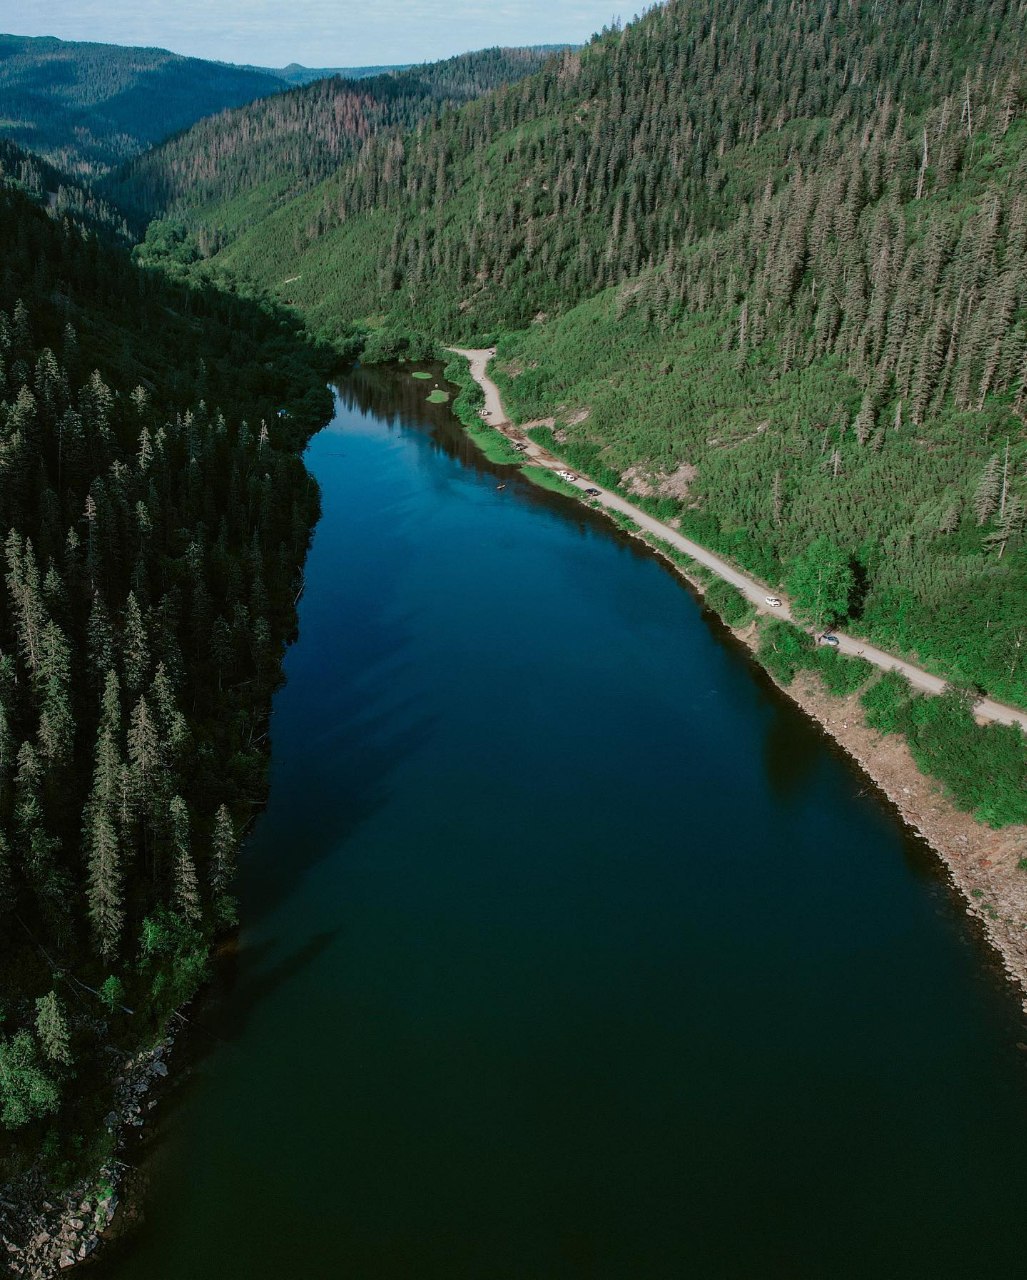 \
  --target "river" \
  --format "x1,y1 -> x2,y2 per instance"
100,365 -> 1027,1279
